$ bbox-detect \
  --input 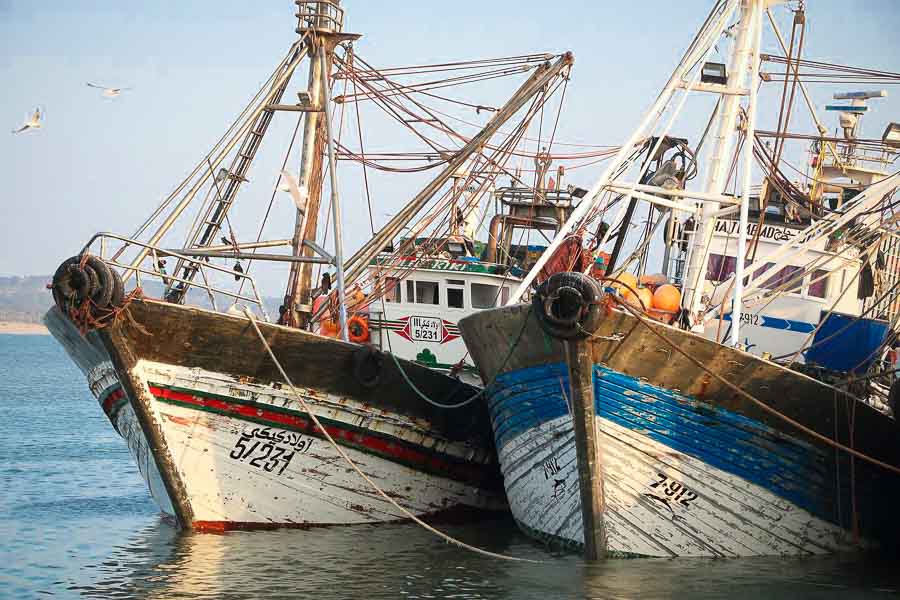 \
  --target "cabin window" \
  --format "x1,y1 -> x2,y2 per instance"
406,280 -> 414,303
707,253 -> 736,282
808,270 -> 829,298
446,279 -> 465,309
383,277 -> 400,303
501,286 -> 510,305
756,263 -> 802,293
471,283 -> 500,308
415,280 -> 439,305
